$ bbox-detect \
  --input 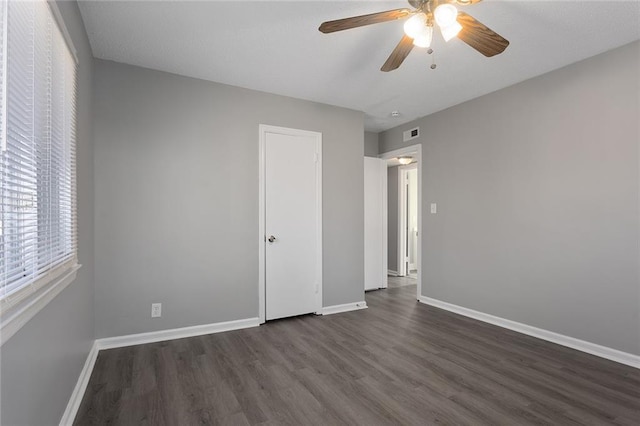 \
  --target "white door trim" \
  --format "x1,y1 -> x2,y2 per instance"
379,144 -> 422,301
258,124 -> 323,324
